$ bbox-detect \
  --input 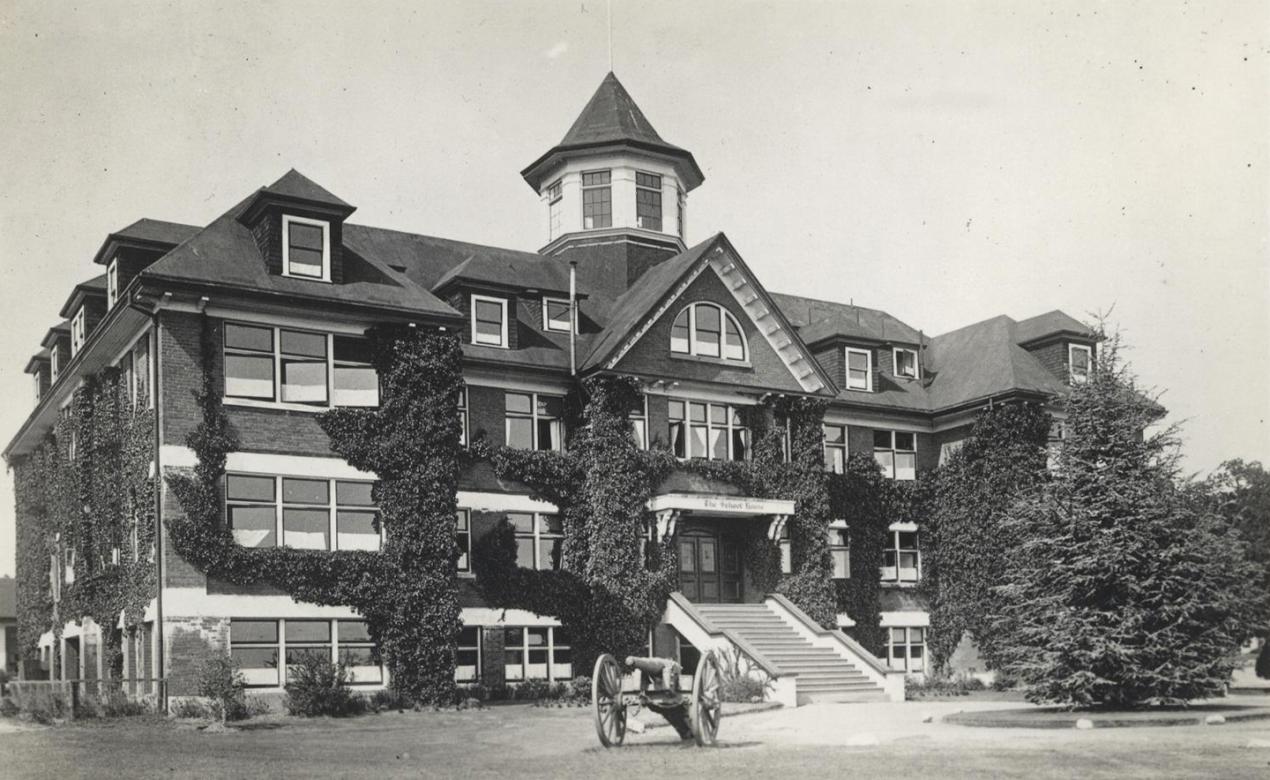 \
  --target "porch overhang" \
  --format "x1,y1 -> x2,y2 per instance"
646,493 -> 795,517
